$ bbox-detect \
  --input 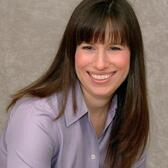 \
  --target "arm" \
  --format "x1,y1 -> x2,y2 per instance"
5,100 -> 57,168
